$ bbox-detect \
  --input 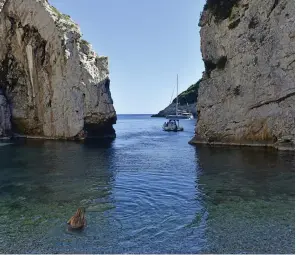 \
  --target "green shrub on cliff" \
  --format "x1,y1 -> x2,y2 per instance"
50,6 -> 62,17
172,79 -> 201,105
81,39 -> 90,45
49,5 -> 78,29
50,5 -> 71,21
204,0 -> 240,22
